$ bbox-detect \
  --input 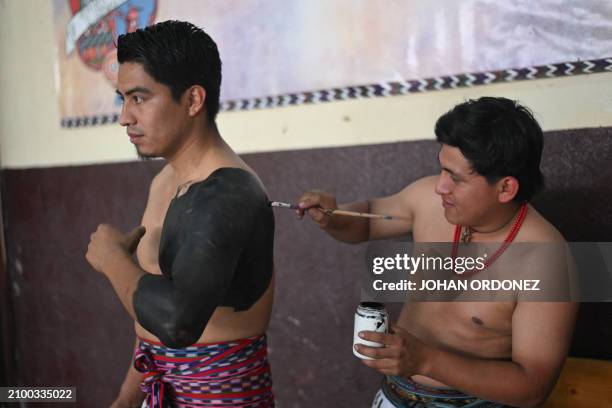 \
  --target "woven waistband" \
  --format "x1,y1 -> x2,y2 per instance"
381,375 -> 478,407
134,335 -> 273,407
